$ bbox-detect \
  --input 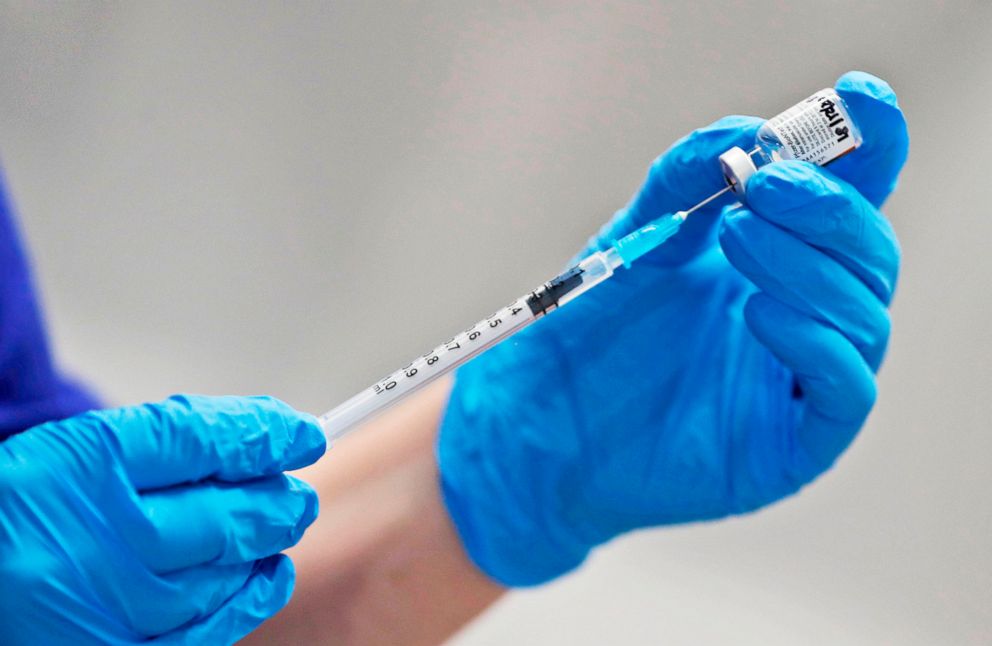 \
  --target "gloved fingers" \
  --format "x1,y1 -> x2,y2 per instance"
825,71 -> 909,208
744,293 -> 876,472
91,394 -> 326,490
151,555 -> 295,646
745,161 -> 900,304
116,562 -> 255,638
720,208 -> 890,370
585,115 -> 764,266
133,474 -> 317,572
